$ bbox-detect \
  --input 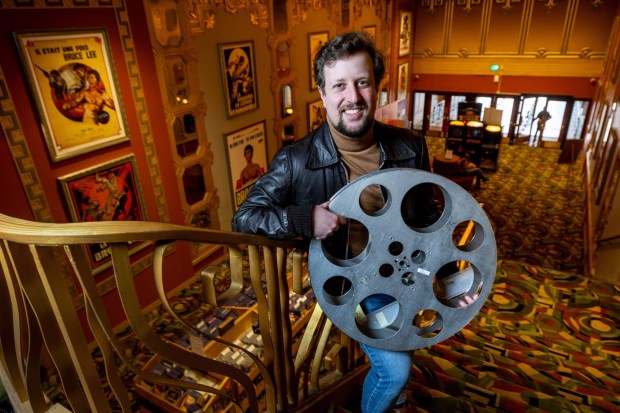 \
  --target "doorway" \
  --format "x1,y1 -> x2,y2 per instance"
514,95 -> 569,148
